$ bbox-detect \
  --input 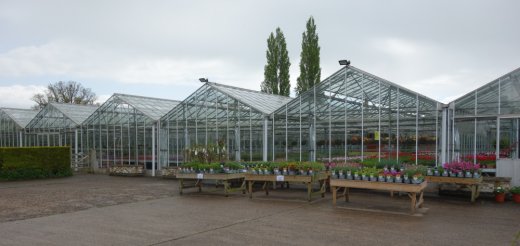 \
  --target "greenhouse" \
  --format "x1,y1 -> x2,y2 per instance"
82,93 -> 179,175
160,82 -> 293,165
272,65 -> 441,165
0,108 -> 38,147
25,103 -> 98,158
450,67 -> 520,185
